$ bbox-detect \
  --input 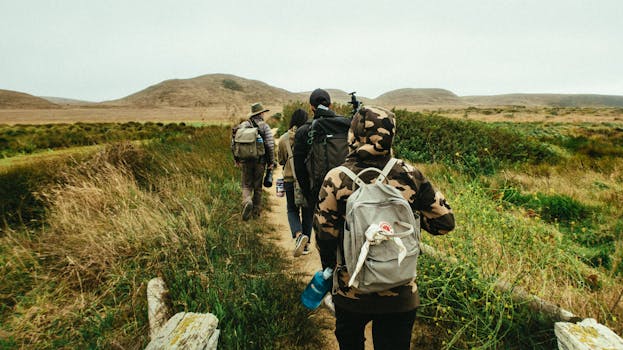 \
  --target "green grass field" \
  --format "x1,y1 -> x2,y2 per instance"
0,126 -> 326,349
1,111 -> 622,349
